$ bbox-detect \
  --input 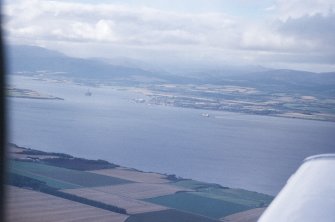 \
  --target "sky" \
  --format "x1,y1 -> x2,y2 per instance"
3,0 -> 335,72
